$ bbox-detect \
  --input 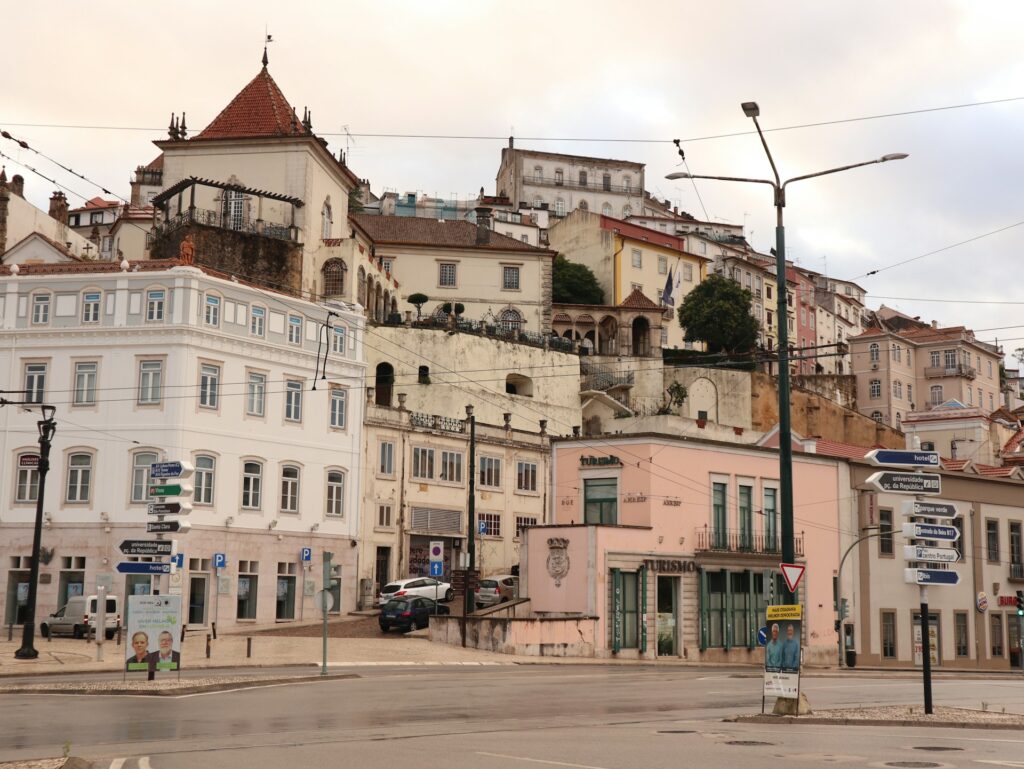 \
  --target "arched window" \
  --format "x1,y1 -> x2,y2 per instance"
322,259 -> 347,297
66,452 -> 93,503
375,362 -> 395,407
554,168 -> 564,185
602,203 -> 613,216
869,379 -> 881,398
930,385 -> 943,405
578,200 -> 589,211
499,308 -> 523,333
579,171 -> 588,186
869,343 -> 879,362
321,200 -> 333,240
242,461 -> 263,509
280,465 -> 300,513
506,373 -> 534,397
326,471 -> 345,517
131,451 -> 158,503
16,451 -> 40,503
622,204 -> 632,218
533,165 -> 543,182
555,199 -> 566,217
357,267 -> 367,306
195,455 -> 215,505
871,411 -> 883,422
